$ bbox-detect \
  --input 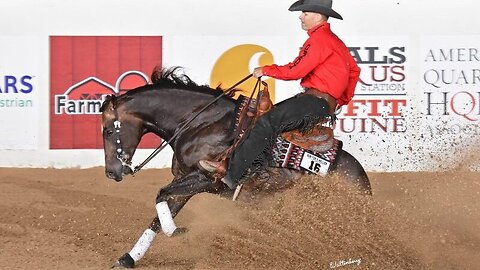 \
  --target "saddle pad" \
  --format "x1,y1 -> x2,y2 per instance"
271,136 -> 342,176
